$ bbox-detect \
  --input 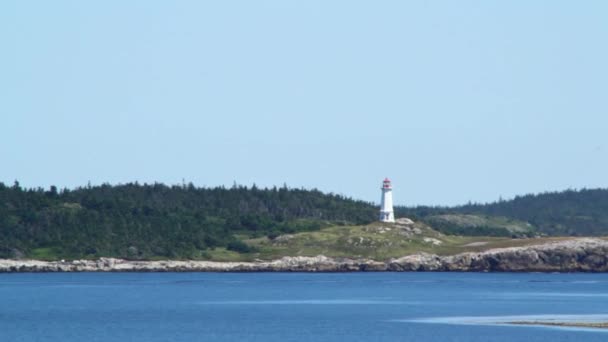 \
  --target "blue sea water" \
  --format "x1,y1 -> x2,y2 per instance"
1,272 -> 608,342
